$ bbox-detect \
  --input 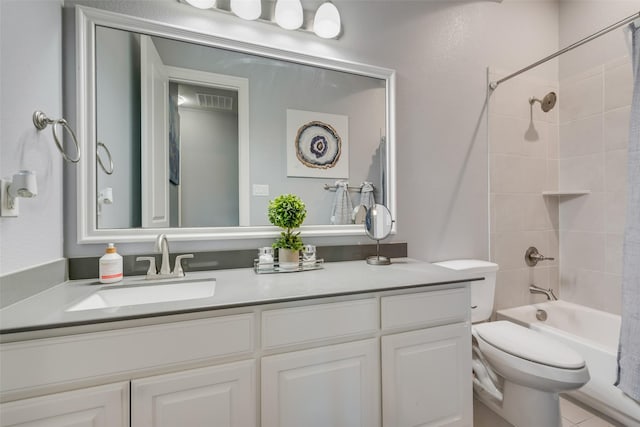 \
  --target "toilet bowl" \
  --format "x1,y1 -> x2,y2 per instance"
434,260 -> 590,427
